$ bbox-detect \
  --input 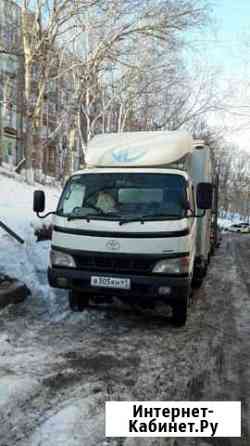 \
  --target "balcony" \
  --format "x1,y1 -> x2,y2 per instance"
4,126 -> 17,136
